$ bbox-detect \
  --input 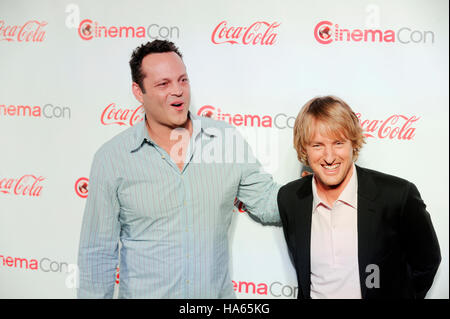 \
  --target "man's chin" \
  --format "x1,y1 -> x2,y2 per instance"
316,175 -> 343,189
325,183 -> 341,190
171,116 -> 190,128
